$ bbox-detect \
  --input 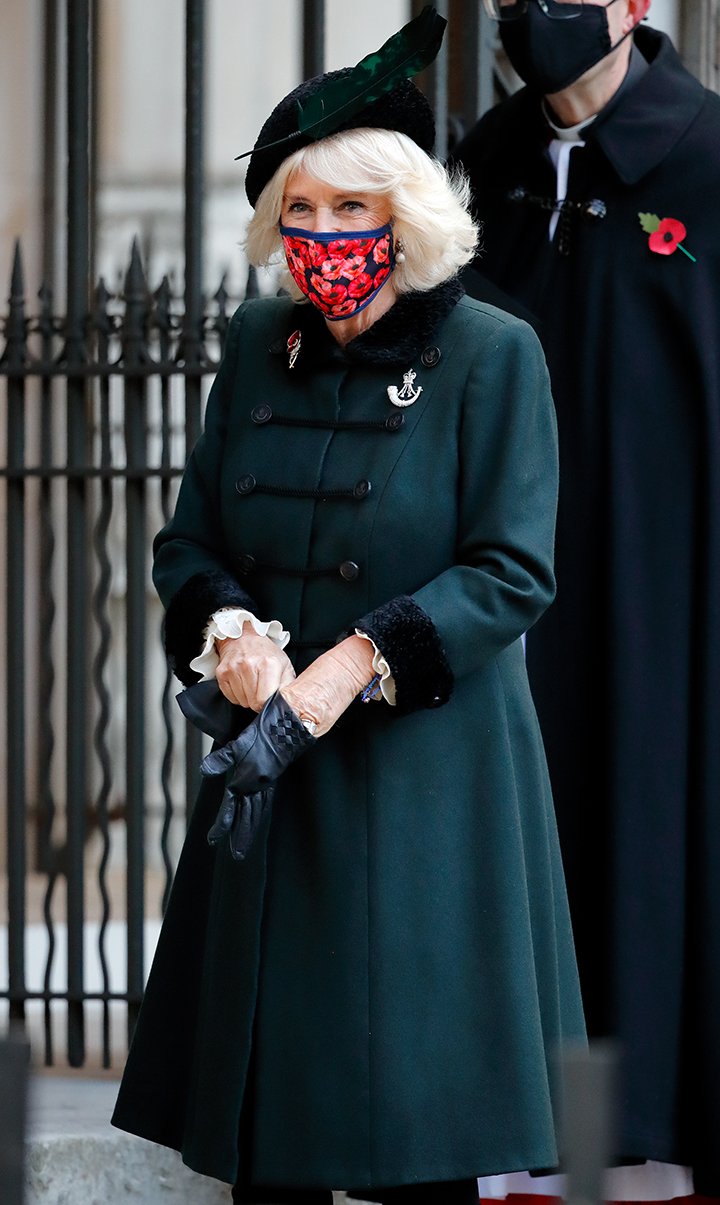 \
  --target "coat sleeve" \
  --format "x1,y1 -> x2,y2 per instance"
153,305 -> 258,685
354,316 -> 558,714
